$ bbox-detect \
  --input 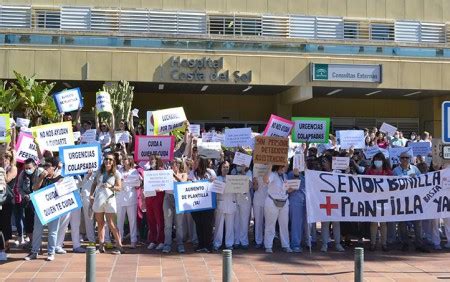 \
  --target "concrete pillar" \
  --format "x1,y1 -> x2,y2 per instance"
275,86 -> 313,119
